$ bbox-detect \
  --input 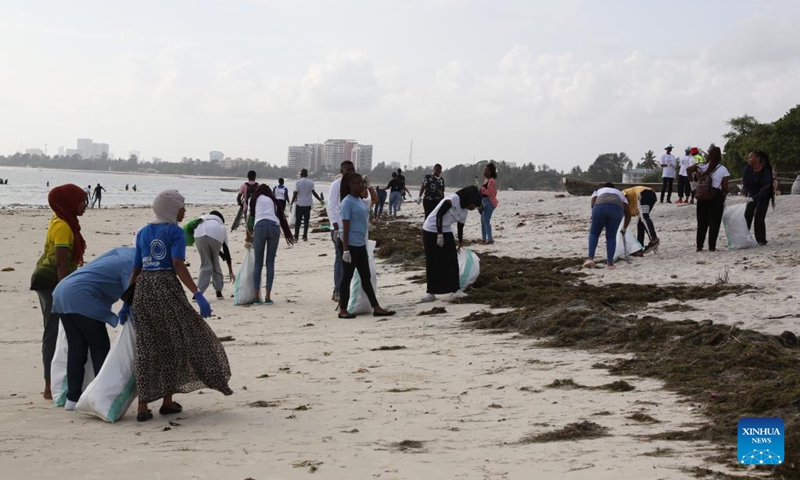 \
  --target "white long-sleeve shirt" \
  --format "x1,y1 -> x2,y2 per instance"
327,177 -> 343,229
